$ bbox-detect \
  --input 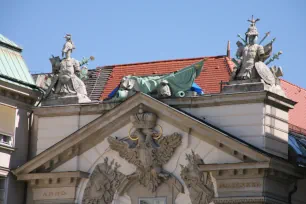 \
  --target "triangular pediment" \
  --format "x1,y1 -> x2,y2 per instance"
13,93 -> 271,176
